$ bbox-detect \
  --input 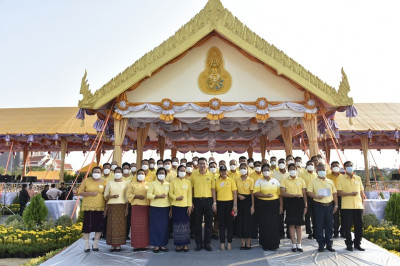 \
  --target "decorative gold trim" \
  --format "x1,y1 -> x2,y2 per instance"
79,0 -> 352,109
